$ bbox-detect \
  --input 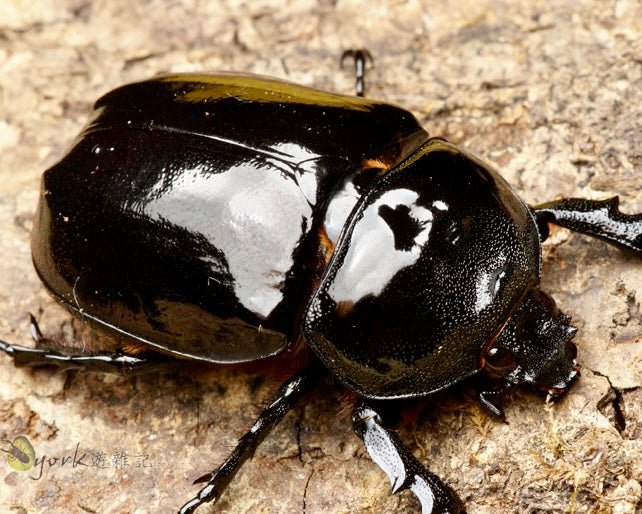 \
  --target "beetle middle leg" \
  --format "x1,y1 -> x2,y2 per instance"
352,400 -> 466,514
532,197 -> 642,255
0,314 -> 177,374
178,365 -> 325,514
